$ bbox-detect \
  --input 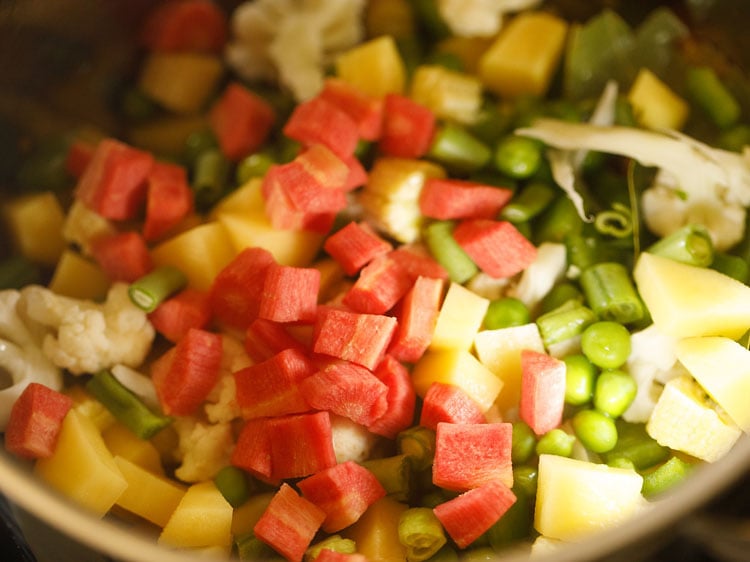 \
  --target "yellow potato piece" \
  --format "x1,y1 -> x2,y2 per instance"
342,496 -> 408,562
159,480 -> 233,549
335,35 -> 406,98
35,409 -> 127,517
102,422 -> 165,476
628,68 -> 689,130
431,282 -> 489,351
2,191 -> 66,266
